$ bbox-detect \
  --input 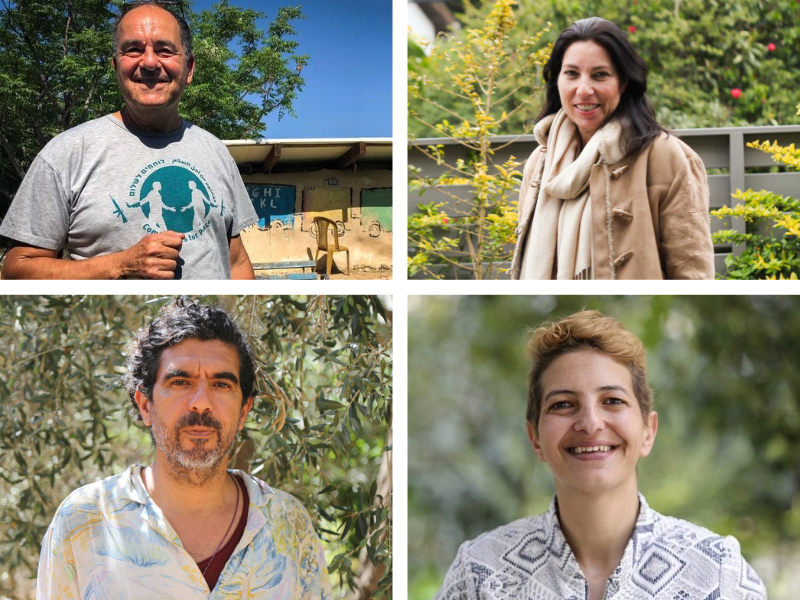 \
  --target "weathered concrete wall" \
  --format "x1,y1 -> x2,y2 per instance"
240,169 -> 392,269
